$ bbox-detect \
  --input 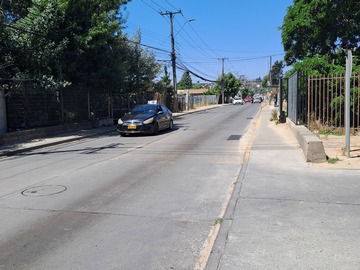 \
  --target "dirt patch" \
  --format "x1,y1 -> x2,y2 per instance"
311,134 -> 360,169
270,120 -> 360,169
